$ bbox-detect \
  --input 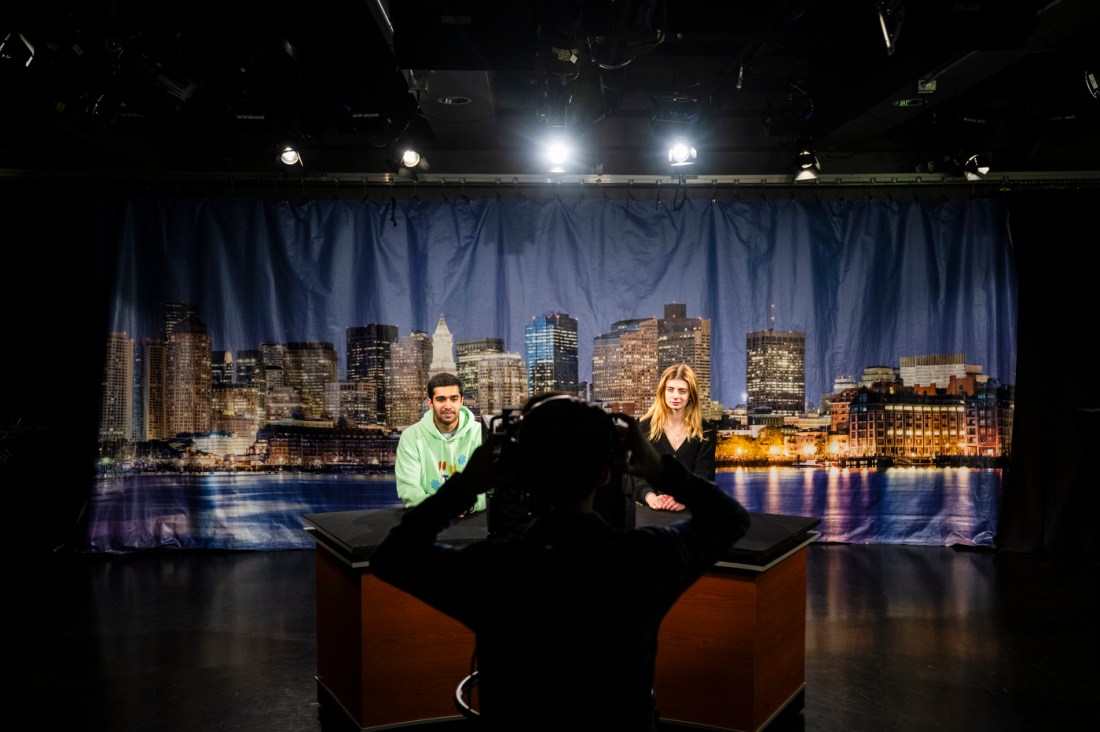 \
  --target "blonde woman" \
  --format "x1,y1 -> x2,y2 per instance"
635,364 -> 716,512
